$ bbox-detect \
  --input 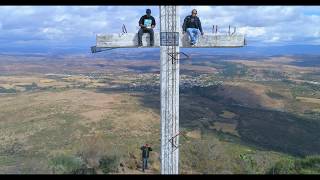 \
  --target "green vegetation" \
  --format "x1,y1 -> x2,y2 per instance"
233,105 -> 320,156
48,153 -> 120,174
291,83 -> 320,98
300,72 -> 320,82
49,154 -> 86,174
261,69 -> 287,79
221,62 -> 248,78
191,61 -> 248,78
0,87 -> 17,93
265,91 -> 285,99
18,82 -> 39,91
239,153 -> 257,173
99,155 -> 120,173
269,156 -> 320,174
